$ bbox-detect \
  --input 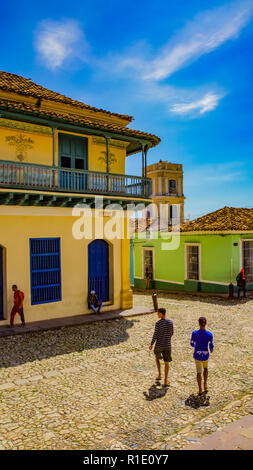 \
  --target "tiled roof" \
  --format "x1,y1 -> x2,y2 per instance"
181,207 -> 253,232
0,71 -> 133,121
132,207 -> 253,233
0,97 -> 160,148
